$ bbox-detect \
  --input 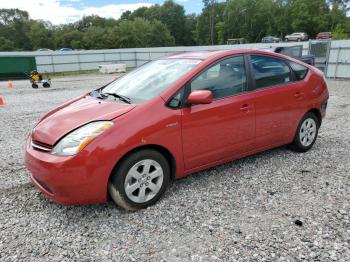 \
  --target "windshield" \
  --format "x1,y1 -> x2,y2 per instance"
101,59 -> 201,103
